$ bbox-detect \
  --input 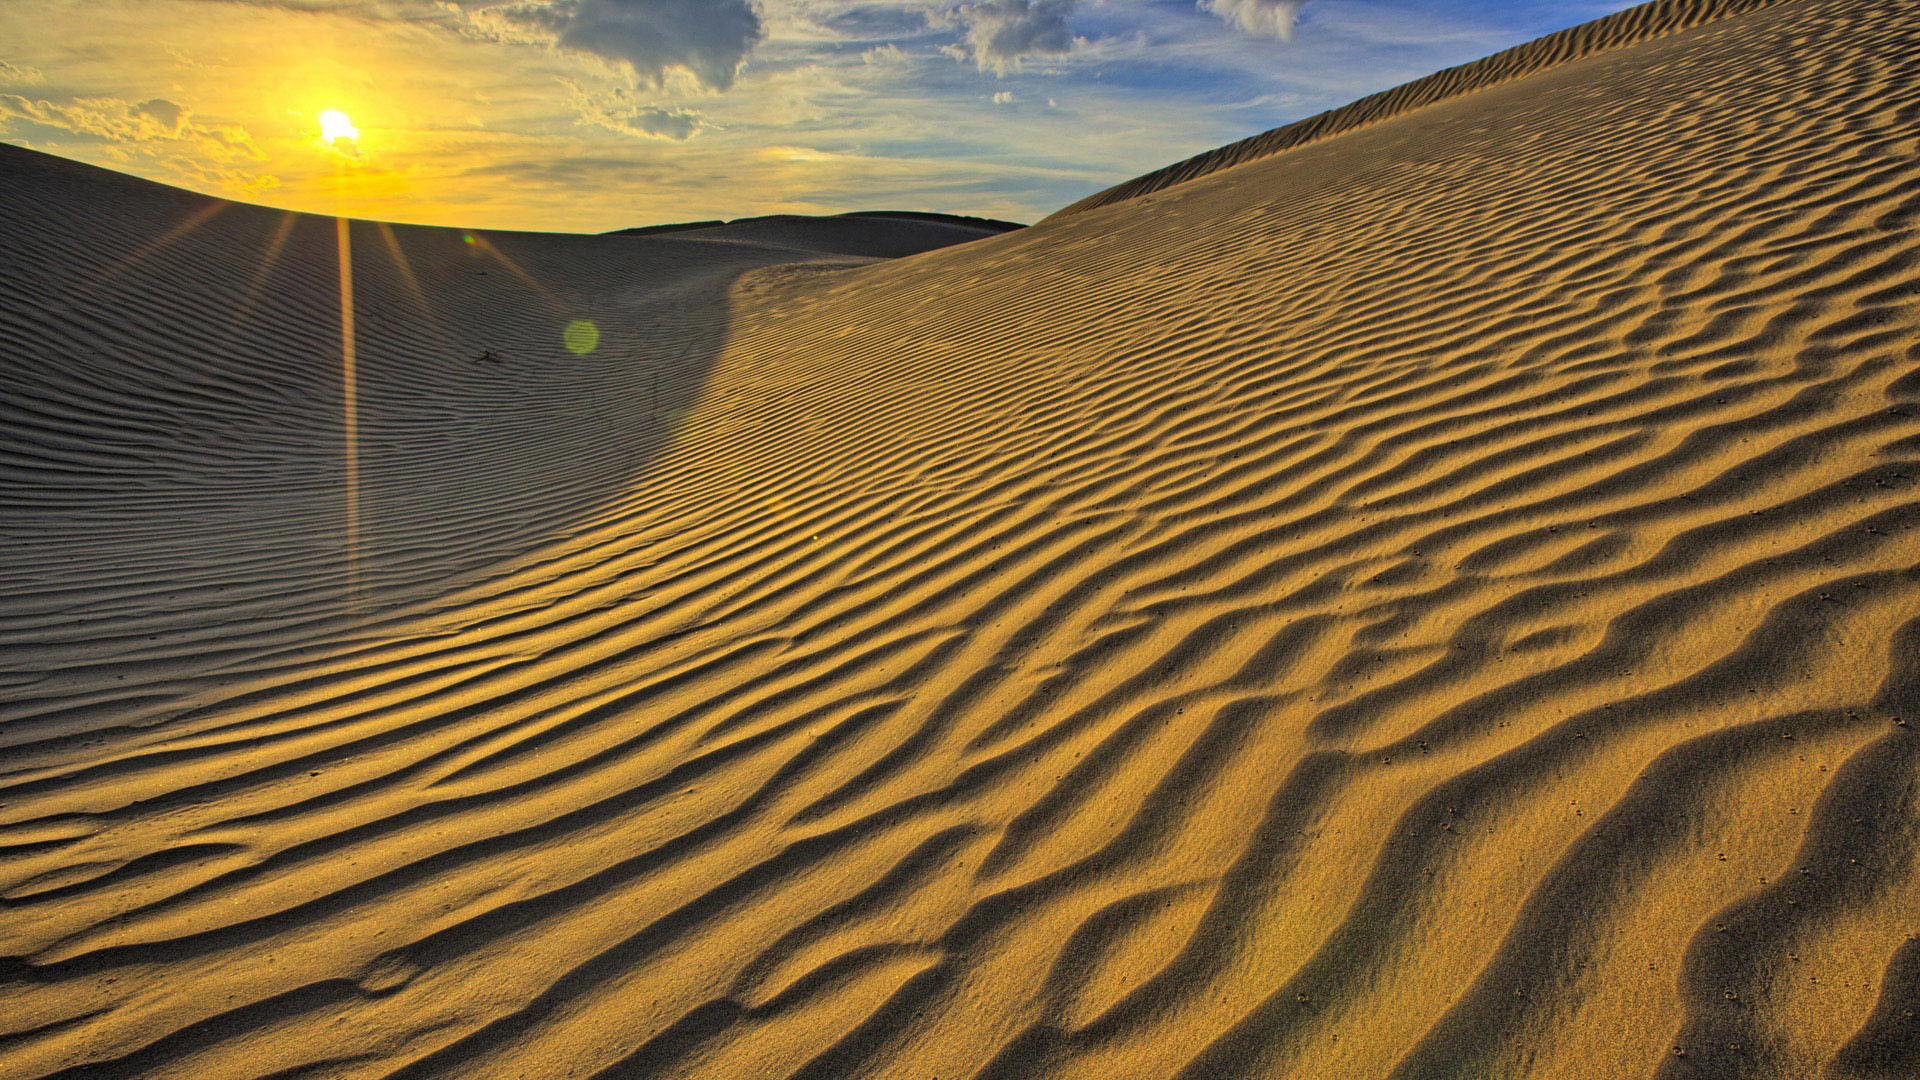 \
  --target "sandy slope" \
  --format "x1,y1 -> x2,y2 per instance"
1048,0 -> 1799,220
1,0 -> 1917,1077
